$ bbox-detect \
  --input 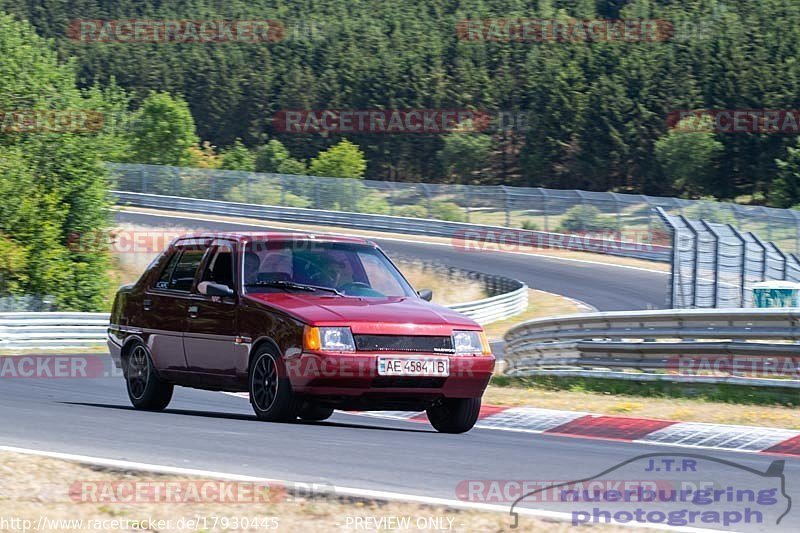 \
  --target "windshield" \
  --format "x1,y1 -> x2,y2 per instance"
242,240 -> 416,298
